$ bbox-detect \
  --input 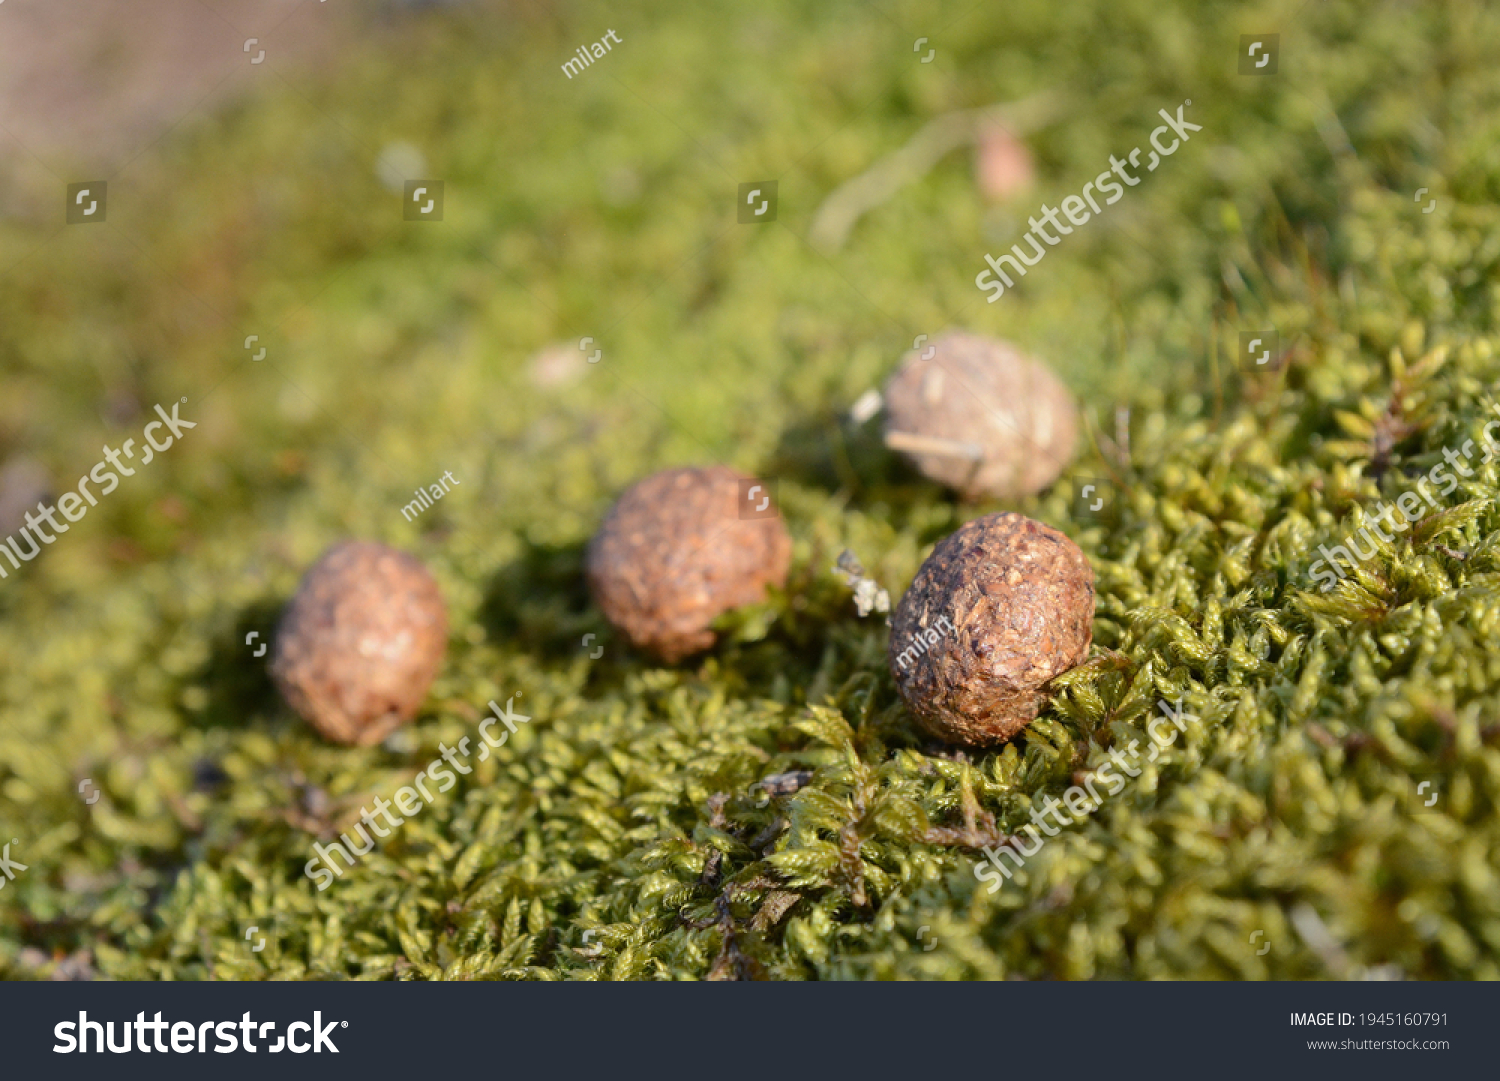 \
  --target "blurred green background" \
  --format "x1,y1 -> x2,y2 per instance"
3,0 -> 1500,980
